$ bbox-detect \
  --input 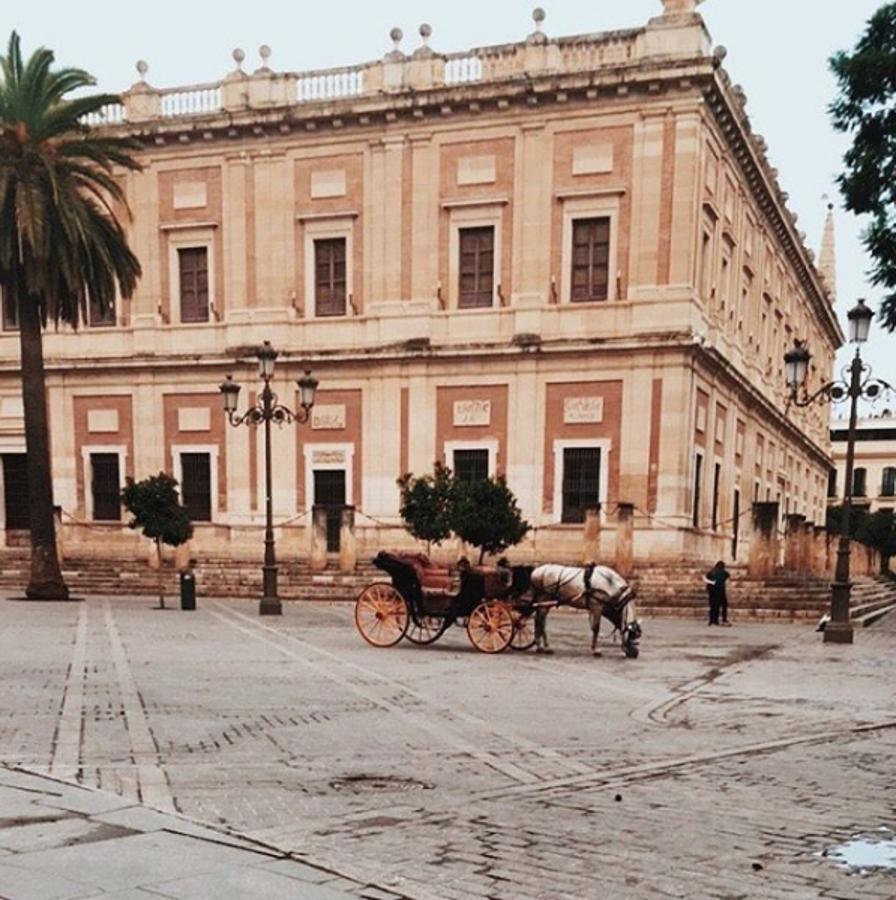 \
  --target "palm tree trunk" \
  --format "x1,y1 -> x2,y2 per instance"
18,295 -> 69,600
